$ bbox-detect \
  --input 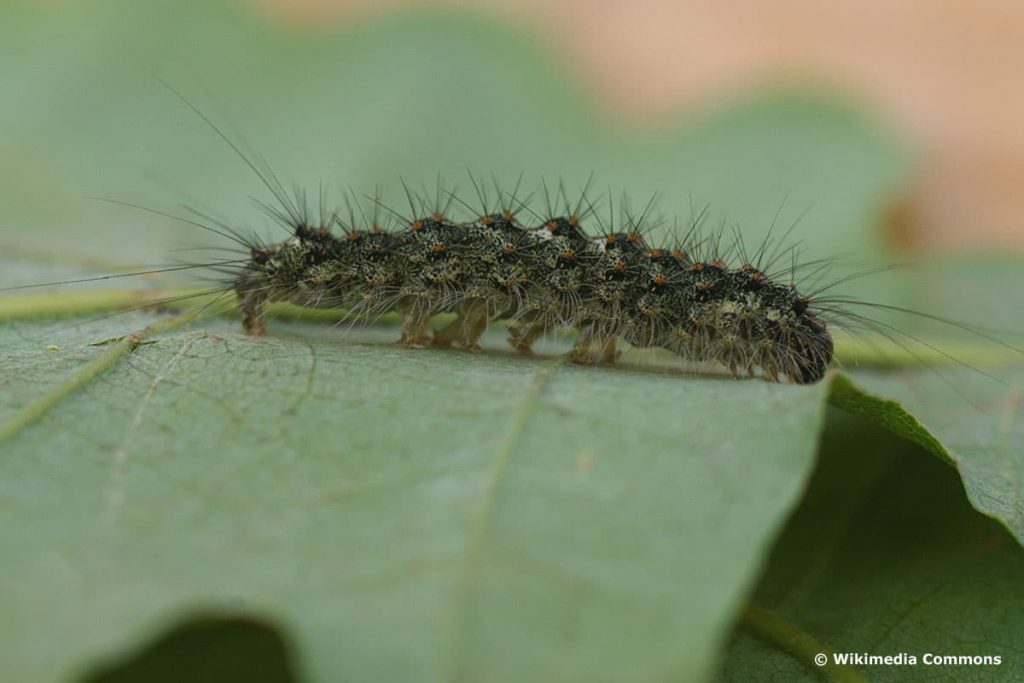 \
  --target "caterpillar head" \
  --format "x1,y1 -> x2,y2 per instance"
770,290 -> 834,384
784,315 -> 834,383
682,266 -> 835,384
